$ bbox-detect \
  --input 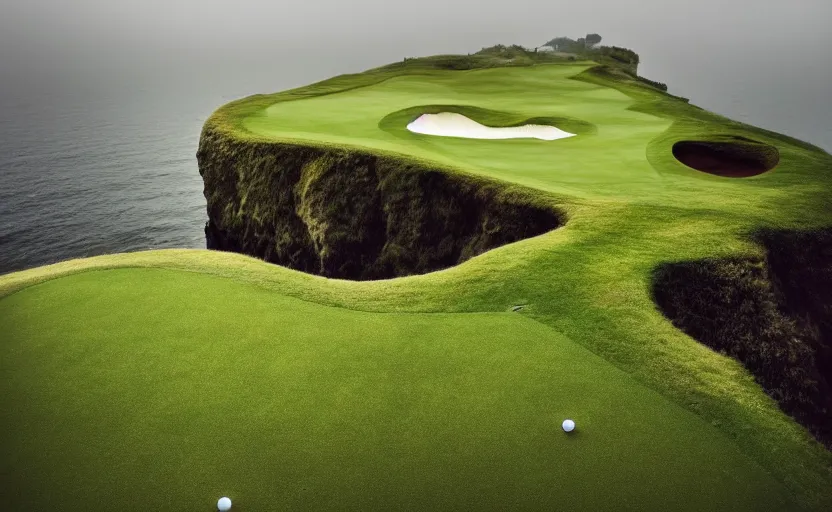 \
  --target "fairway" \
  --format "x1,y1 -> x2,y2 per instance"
2,52 -> 832,511
0,268 -> 792,510
244,65 -> 673,200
